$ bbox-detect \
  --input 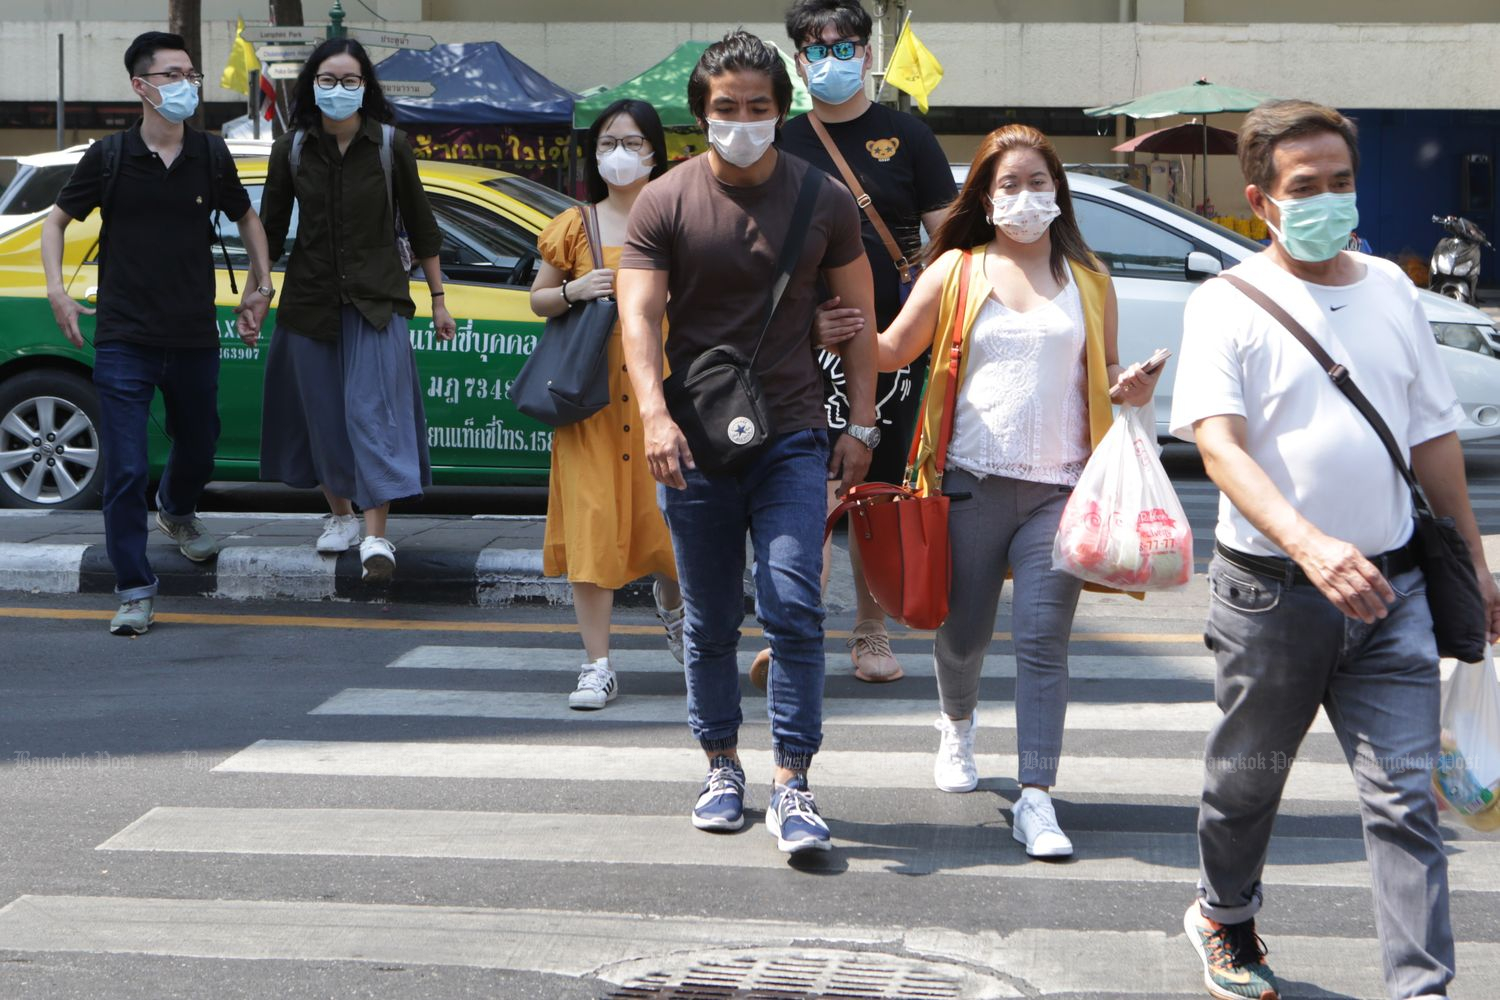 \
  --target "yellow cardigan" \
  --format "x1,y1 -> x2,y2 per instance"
909,246 -> 1115,494
907,246 -> 1138,599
